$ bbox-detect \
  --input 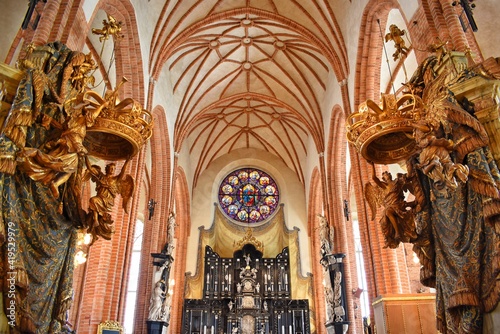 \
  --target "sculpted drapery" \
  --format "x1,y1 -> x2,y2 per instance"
409,59 -> 500,333
0,42 -> 91,333
352,54 -> 500,333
